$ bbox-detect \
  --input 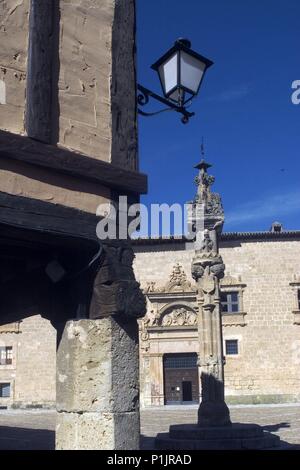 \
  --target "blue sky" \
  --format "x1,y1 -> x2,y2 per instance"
136,0 -> 300,232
